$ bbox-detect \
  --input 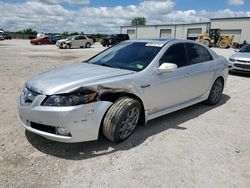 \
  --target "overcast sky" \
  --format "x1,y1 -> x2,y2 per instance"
0,0 -> 249,33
